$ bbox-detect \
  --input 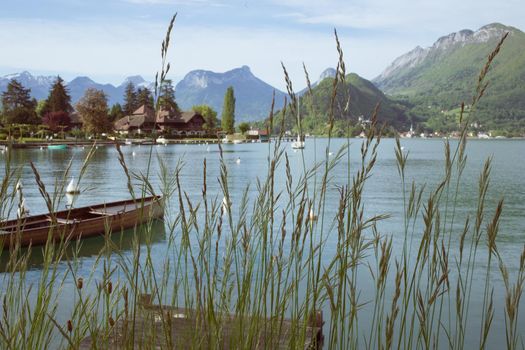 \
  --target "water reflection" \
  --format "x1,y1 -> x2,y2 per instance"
0,220 -> 166,272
